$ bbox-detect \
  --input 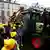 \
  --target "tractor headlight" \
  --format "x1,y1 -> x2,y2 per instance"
36,22 -> 44,33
